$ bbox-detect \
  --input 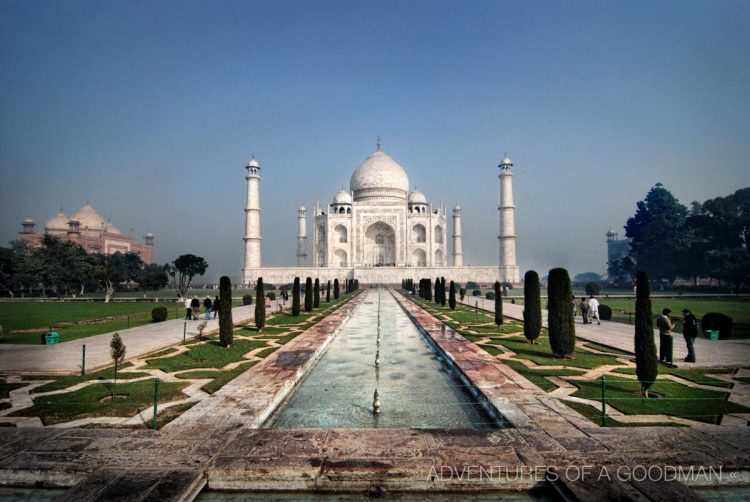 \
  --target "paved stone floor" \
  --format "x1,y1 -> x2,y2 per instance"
0,290 -> 748,500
